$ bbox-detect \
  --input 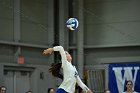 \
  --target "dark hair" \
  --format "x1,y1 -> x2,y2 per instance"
126,80 -> 133,85
26,91 -> 32,93
49,62 -> 63,79
48,88 -> 54,93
